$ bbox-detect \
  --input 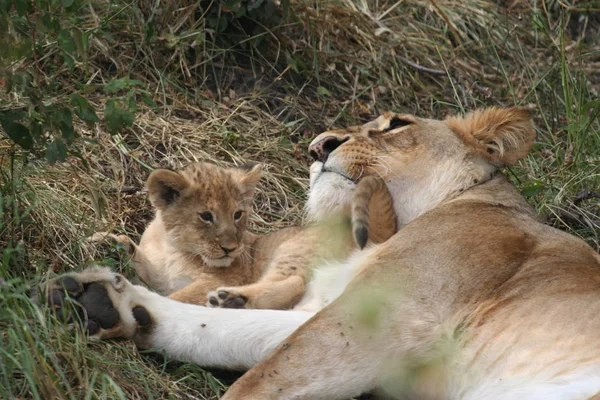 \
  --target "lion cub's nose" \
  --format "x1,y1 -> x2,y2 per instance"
220,245 -> 237,255
309,135 -> 349,163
